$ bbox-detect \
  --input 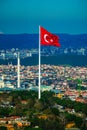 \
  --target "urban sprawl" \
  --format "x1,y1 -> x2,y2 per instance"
0,64 -> 87,103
